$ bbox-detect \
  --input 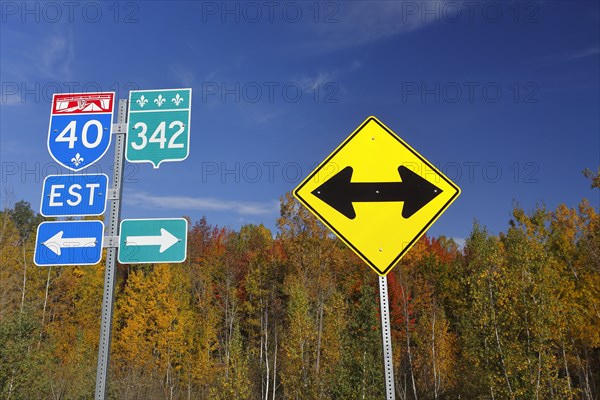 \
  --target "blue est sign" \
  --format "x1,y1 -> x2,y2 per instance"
47,92 -> 115,172
40,173 -> 108,217
34,220 -> 104,266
